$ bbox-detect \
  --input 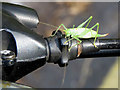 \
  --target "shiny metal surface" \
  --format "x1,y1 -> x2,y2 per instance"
1,10 -> 47,62
1,3 -> 47,82
2,2 -> 39,29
